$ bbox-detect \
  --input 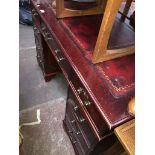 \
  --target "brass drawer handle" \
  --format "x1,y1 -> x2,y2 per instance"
84,101 -> 91,106
69,131 -> 77,144
54,49 -> 65,62
77,87 -> 84,94
74,106 -> 79,111
45,36 -> 52,41
71,137 -> 77,144
78,118 -> 85,123
36,55 -> 41,58
68,130 -> 73,133
32,9 -> 35,13
33,12 -> 38,16
36,46 -> 41,50
39,60 -> 43,63
76,131 -> 81,135
71,120 -> 75,124
58,57 -> 65,62
74,111 -> 85,123
33,26 -> 37,30
41,26 -> 46,31
33,26 -> 40,34
54,49 -> 60,54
